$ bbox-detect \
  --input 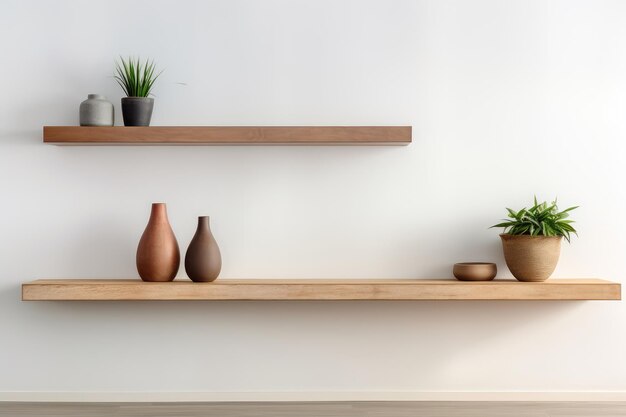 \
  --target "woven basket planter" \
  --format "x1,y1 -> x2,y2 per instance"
500,234 -> 562,282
